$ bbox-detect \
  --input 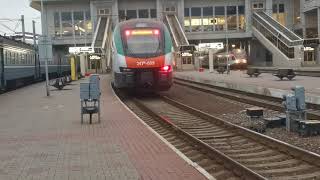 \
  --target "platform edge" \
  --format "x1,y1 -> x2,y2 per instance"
111,85 -> 216,180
